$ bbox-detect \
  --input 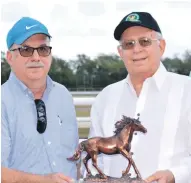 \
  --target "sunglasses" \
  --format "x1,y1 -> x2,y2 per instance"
35,99 -> 47,134
120,37 -> 158,50
10,46 -> 52,57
